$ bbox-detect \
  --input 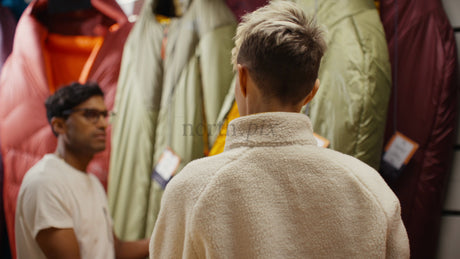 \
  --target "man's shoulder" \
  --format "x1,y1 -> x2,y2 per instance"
166,149 -> 243,196
318,147 -> 400,208
22,155 -> 49,180
20,154 -> 65,192
176,150 -> 237,179
309,146 -> 377,174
